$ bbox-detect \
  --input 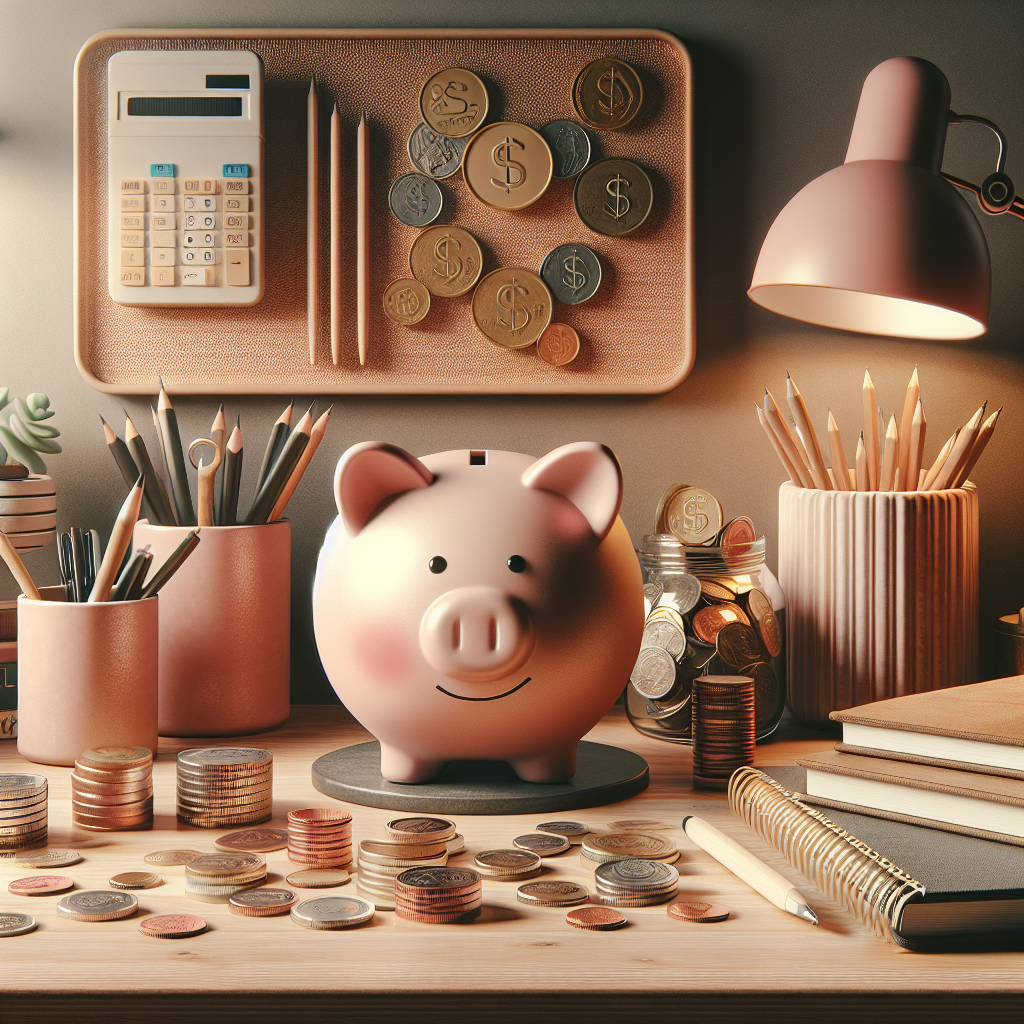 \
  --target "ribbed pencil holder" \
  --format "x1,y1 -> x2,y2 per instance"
778,482 -> 979,726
